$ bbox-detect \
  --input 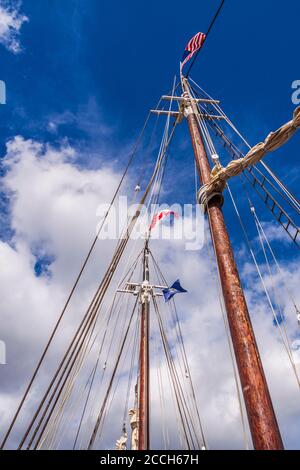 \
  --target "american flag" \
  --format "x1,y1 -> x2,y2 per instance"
180,32 -> 206,70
